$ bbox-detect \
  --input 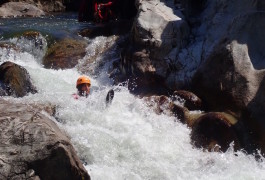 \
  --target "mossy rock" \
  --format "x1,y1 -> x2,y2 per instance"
43,38 -> 87,69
